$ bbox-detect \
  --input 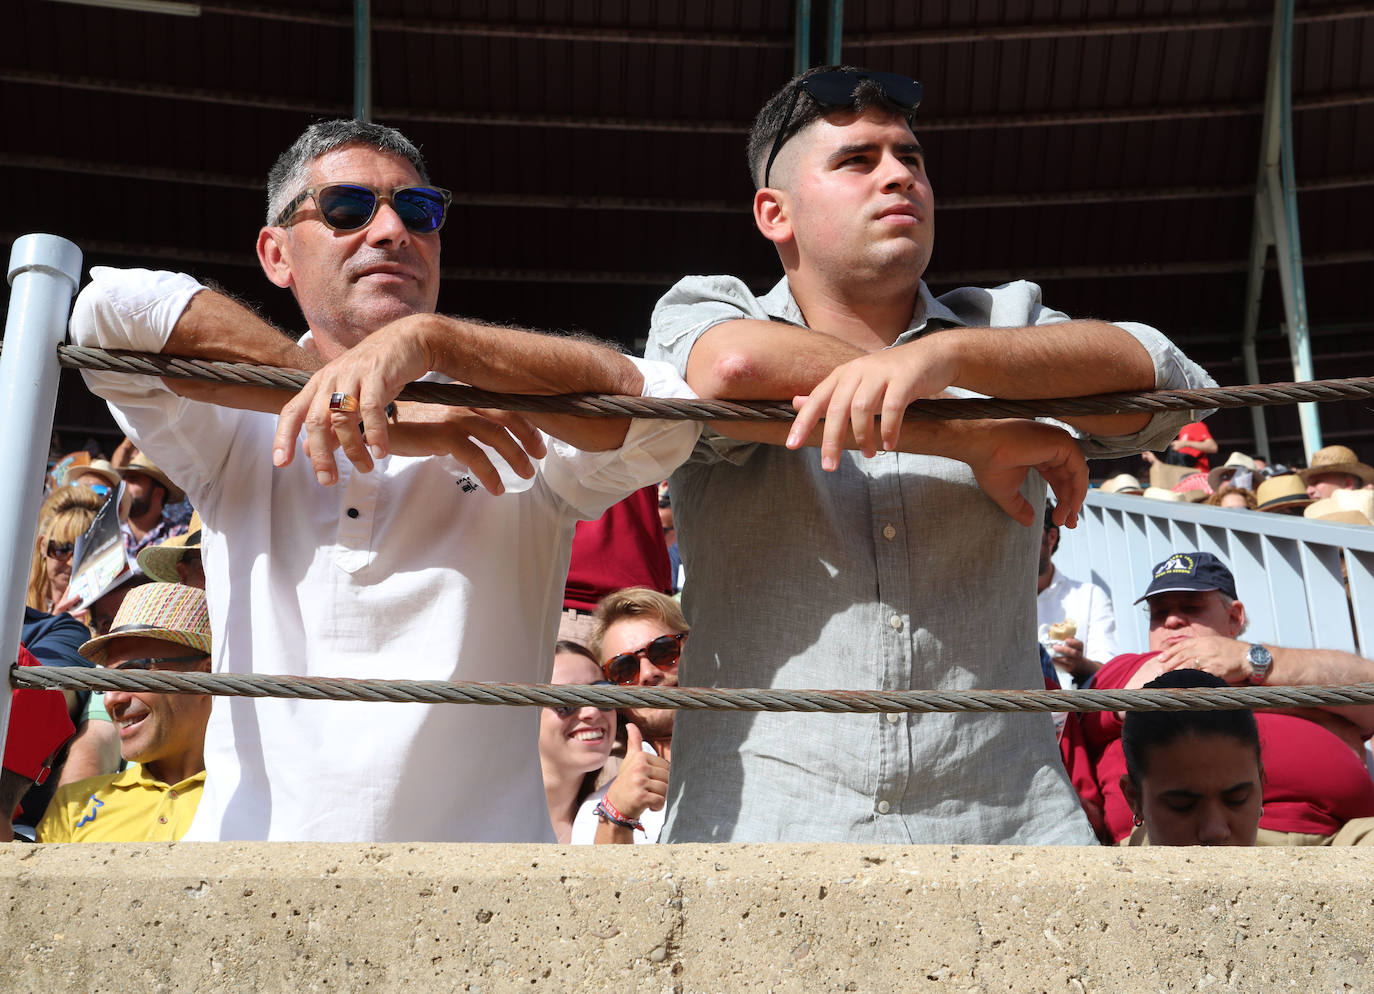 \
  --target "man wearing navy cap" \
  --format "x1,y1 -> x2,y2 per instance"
1063,551 -> 1374,845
